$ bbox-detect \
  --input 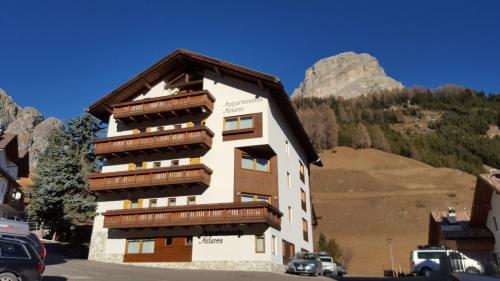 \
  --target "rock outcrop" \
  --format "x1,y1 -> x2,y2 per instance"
0,89 -> 63,172
292,52 -> 403,99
